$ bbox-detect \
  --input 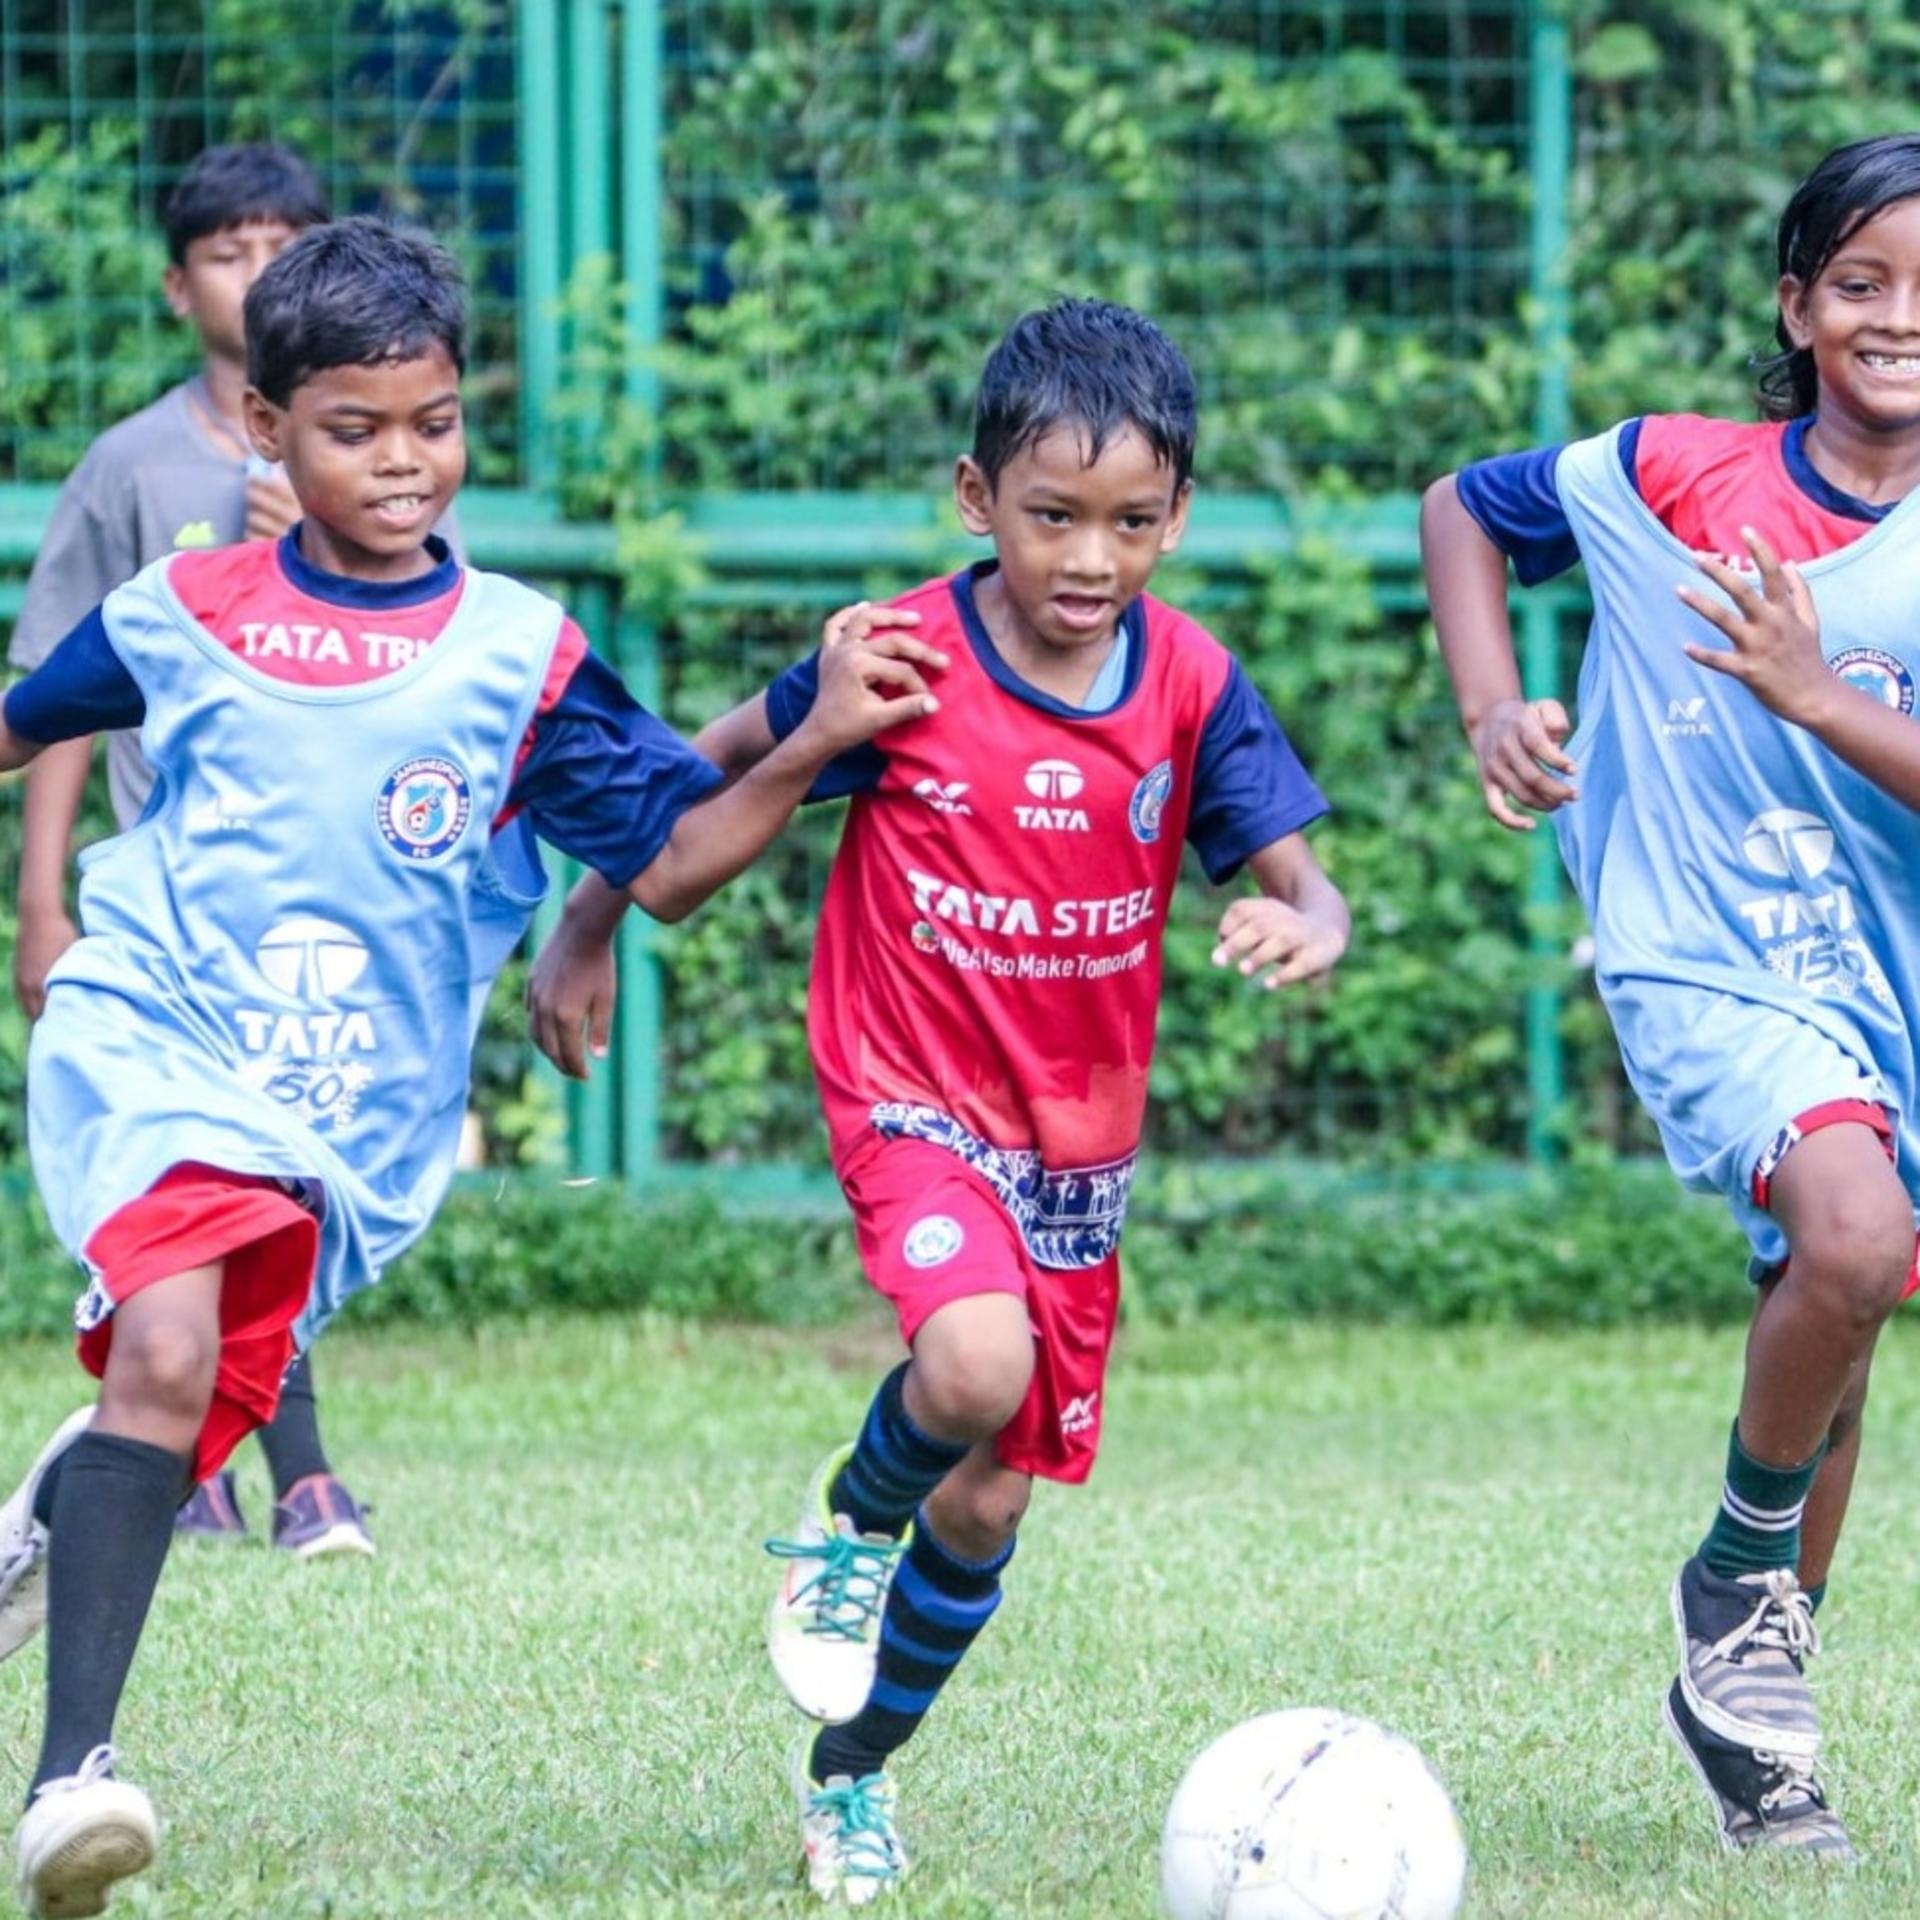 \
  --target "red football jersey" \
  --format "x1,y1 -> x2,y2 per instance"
1633,414 -> 1883,566
805,572 -> 1311,1270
